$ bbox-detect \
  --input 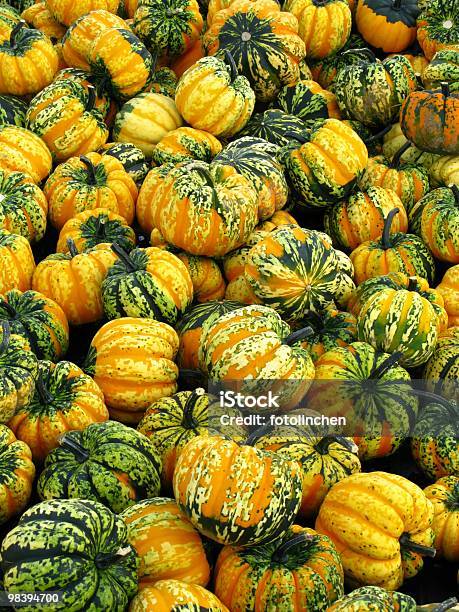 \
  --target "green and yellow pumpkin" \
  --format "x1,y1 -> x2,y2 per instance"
424,475 -> 459,561
436,264 -> 459,327
177,253 -> 225,302
0,5 -> 21,43
152,127 -> 222,166
417,0 -> 459,60
355,0 -> 420,53
0,229 -> 35,295
46,0 -> 119,27
239,108 -> 306,147
308,33 -> 368,90
135,162 -> 174,234
423,49 -> 459,90
147,67 -> 178,98
101,141 -> 149,186
0,94 -> 28,127
0,125 -> 52,183
21,2 -> 66,41
328,586 -> 417,611
425,326 -> 459,401
277,79 -> 341,124
130,580 -> 228,612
